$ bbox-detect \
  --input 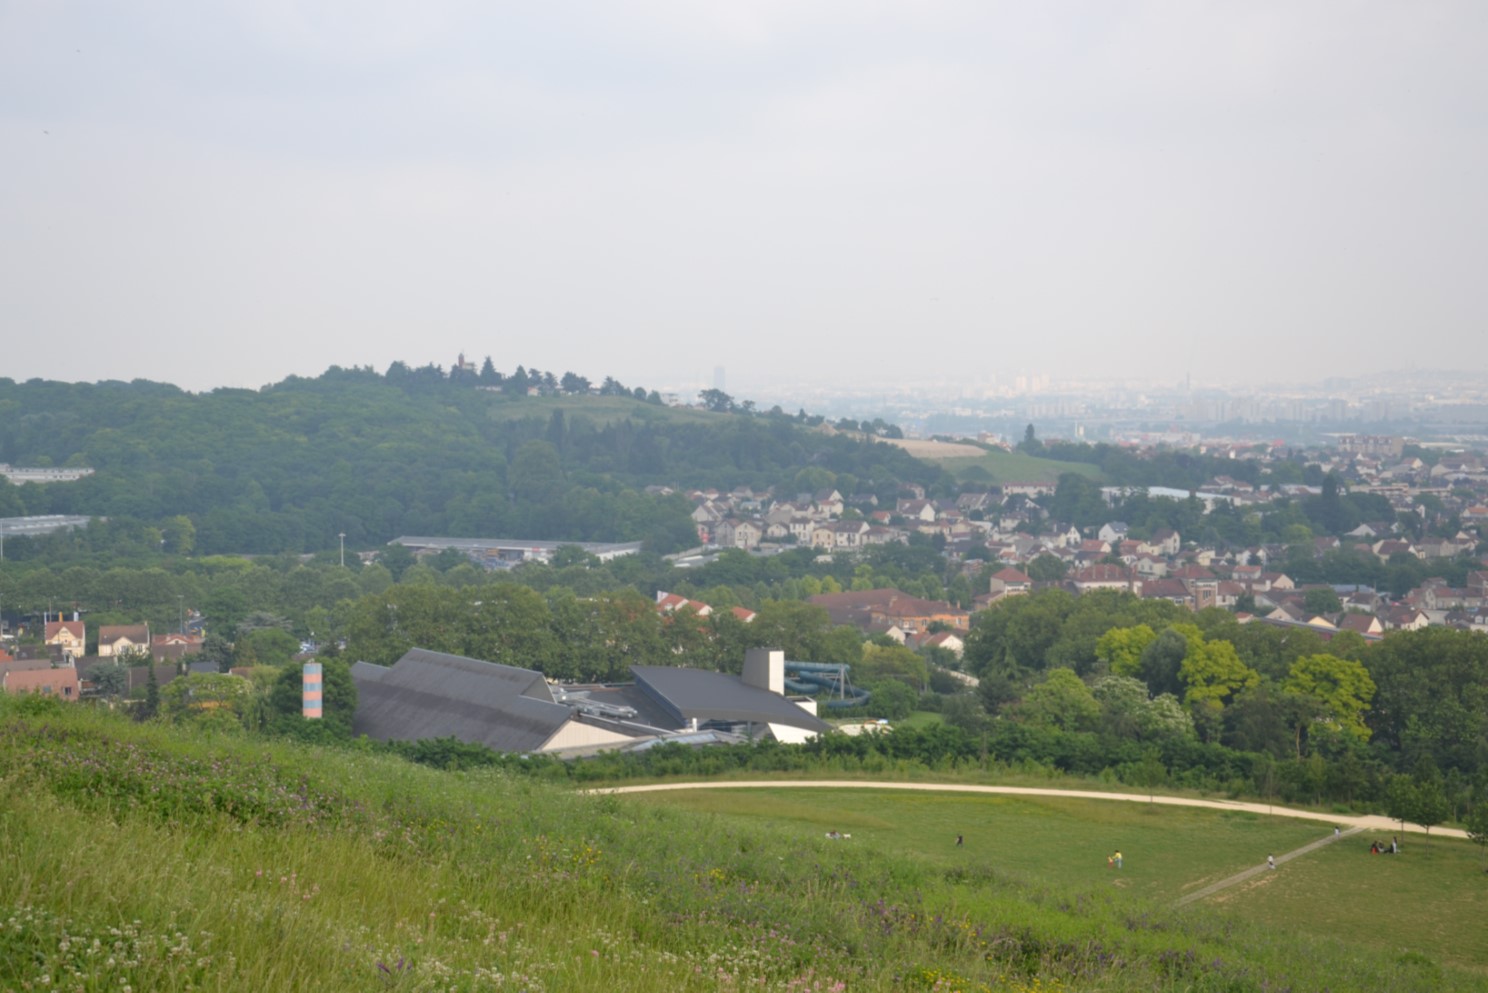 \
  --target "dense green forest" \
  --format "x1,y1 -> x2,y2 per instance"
0,366 -> 940,558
